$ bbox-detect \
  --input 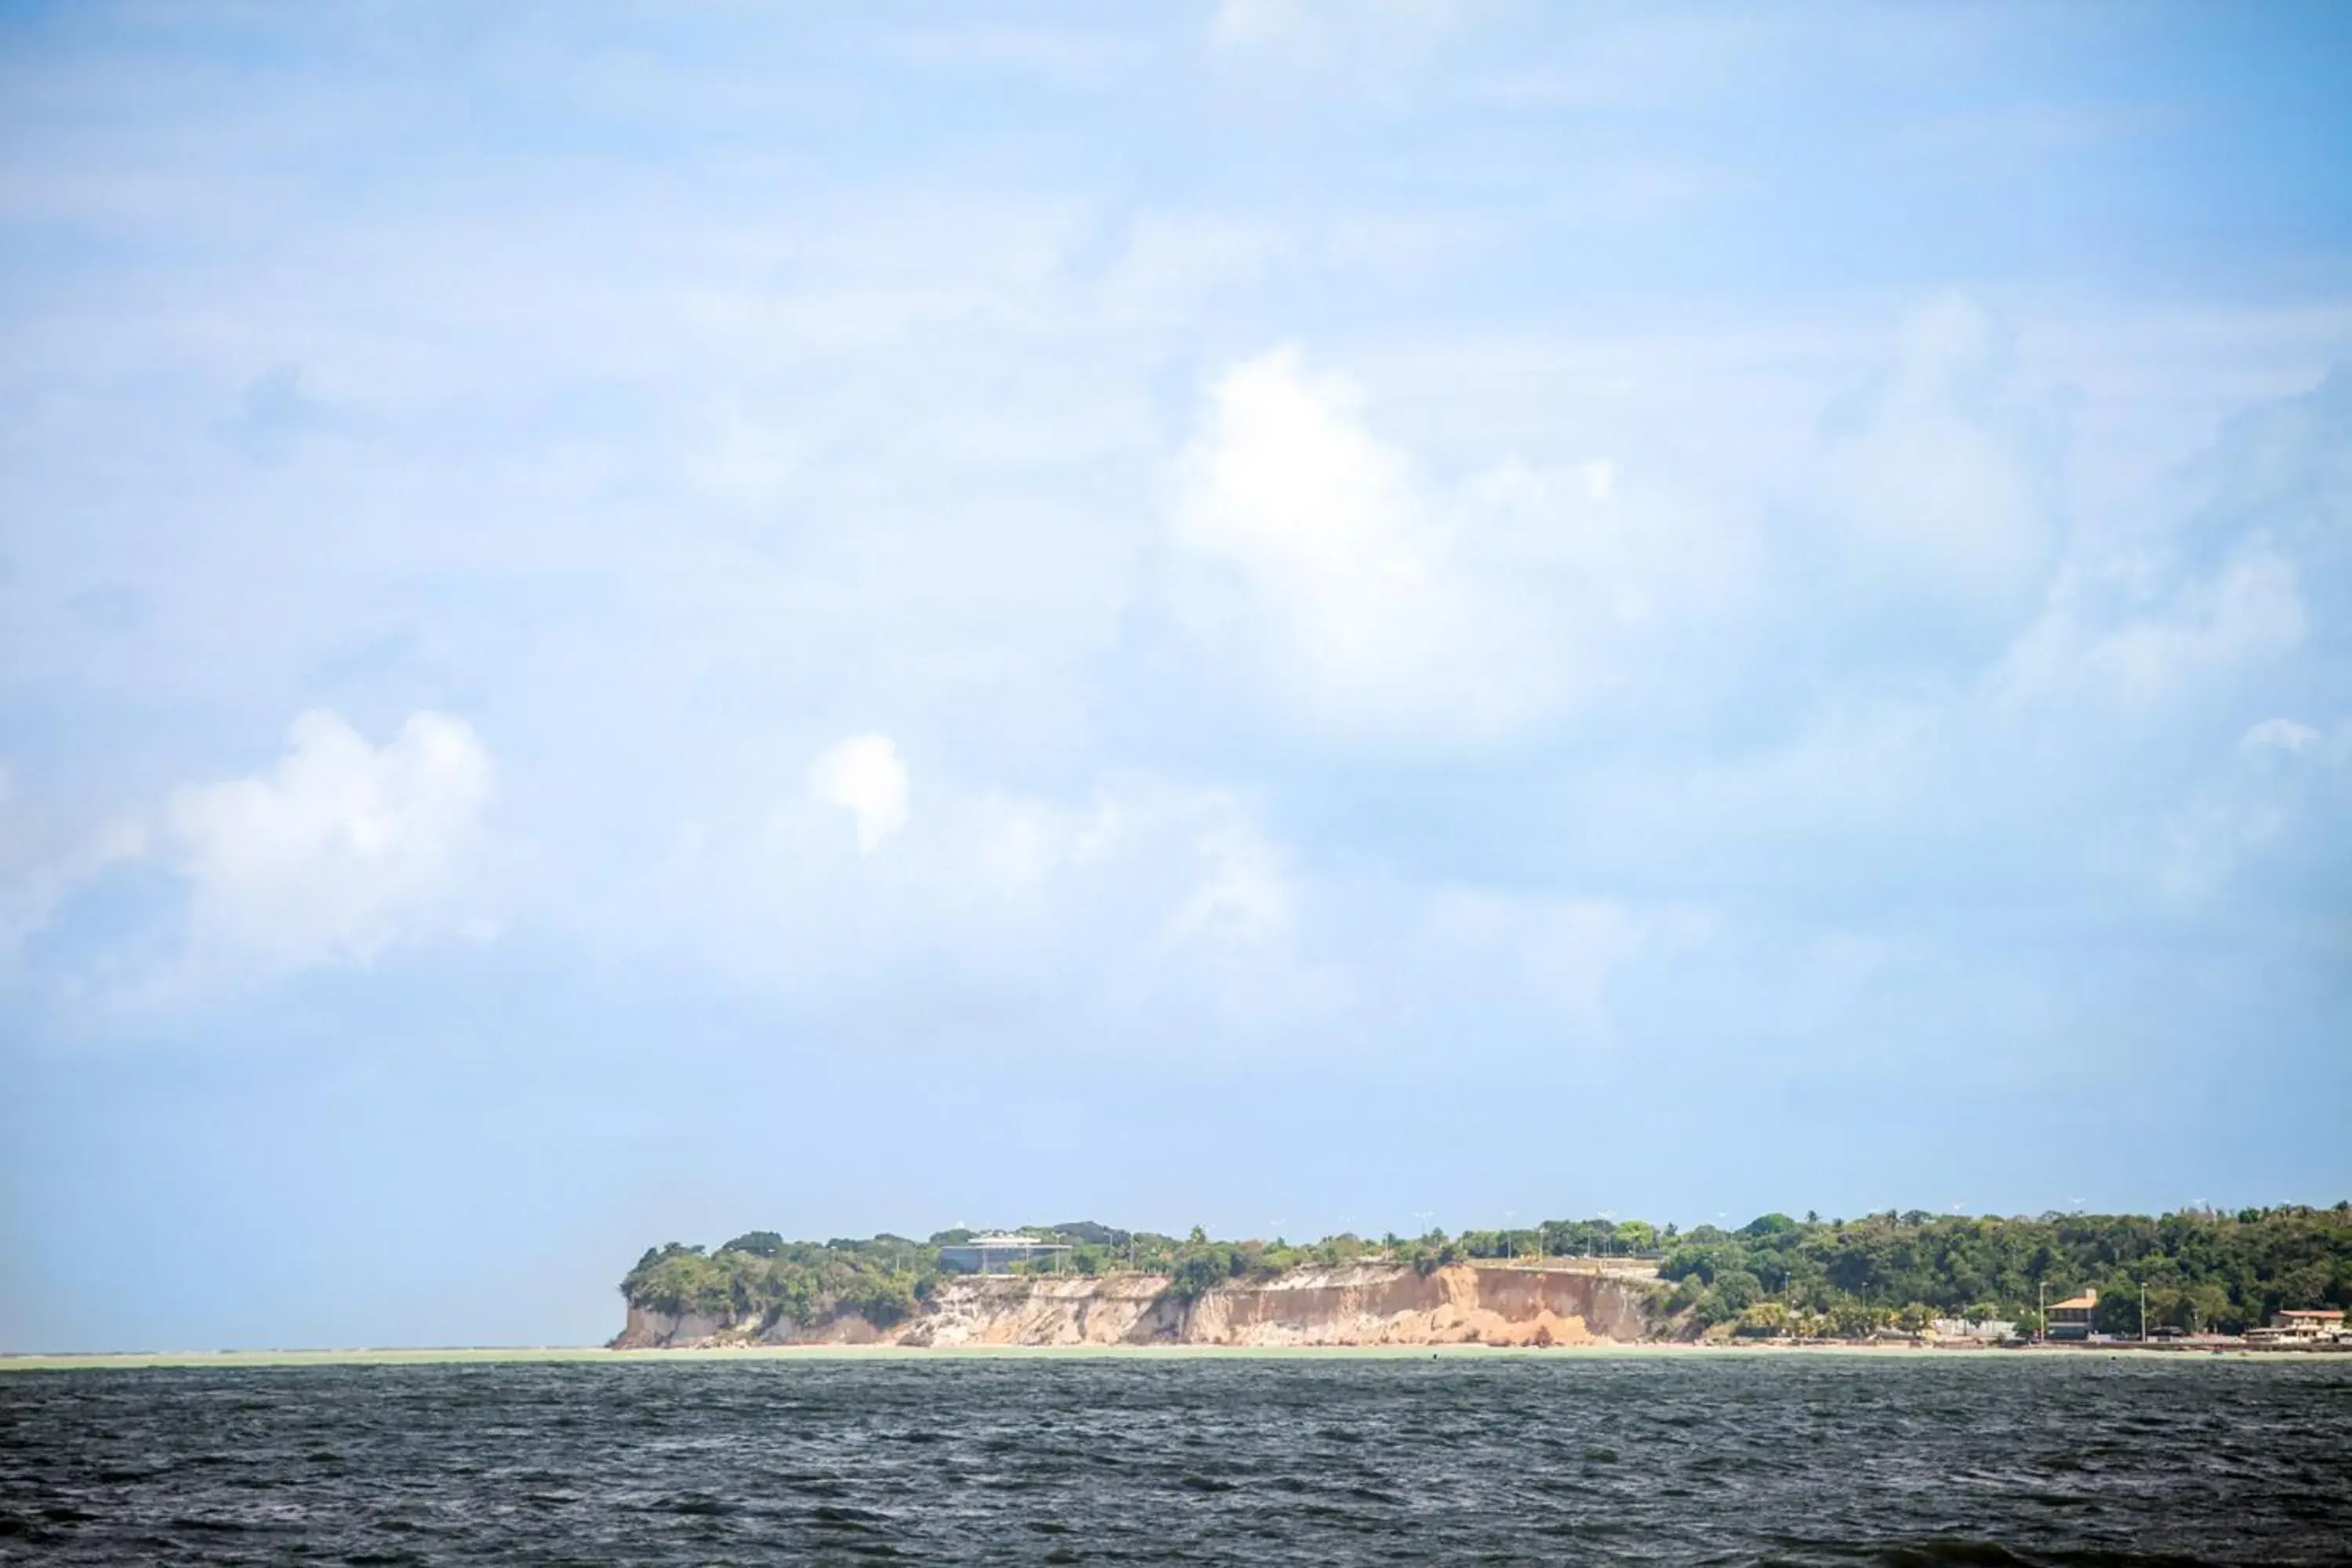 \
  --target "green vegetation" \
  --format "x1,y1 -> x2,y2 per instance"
619,1222 -> 1390,1330
1652,1205 -> 2352,1338
623,1233 -> 934,1330
621,1205 -> 2352,1340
